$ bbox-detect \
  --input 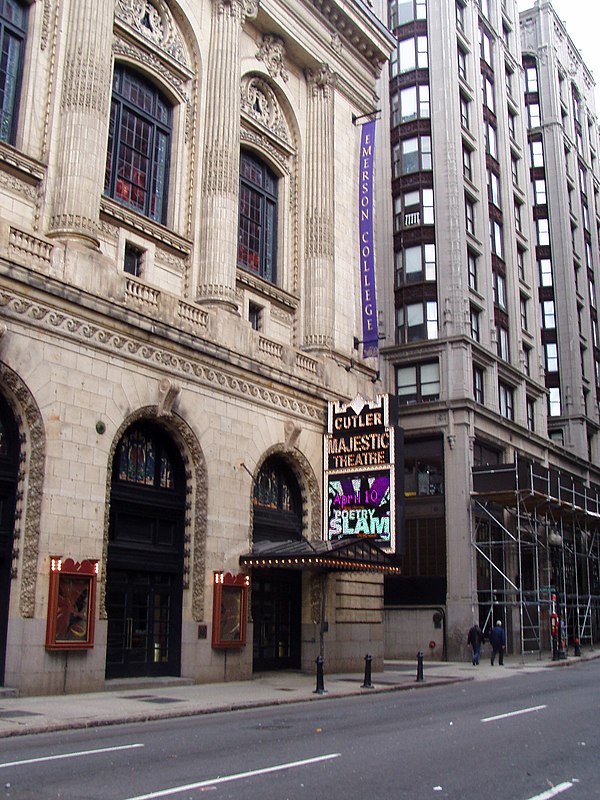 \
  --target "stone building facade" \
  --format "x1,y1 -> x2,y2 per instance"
0,0 -> 395,695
